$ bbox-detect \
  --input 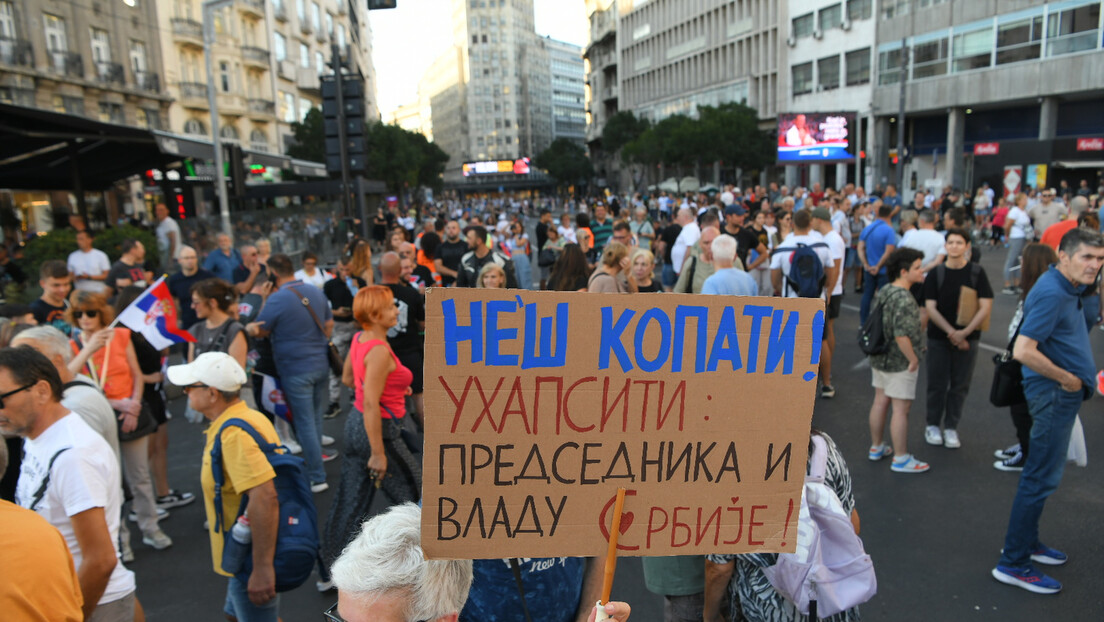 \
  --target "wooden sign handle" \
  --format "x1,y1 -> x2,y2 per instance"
596,486 -> 627,620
